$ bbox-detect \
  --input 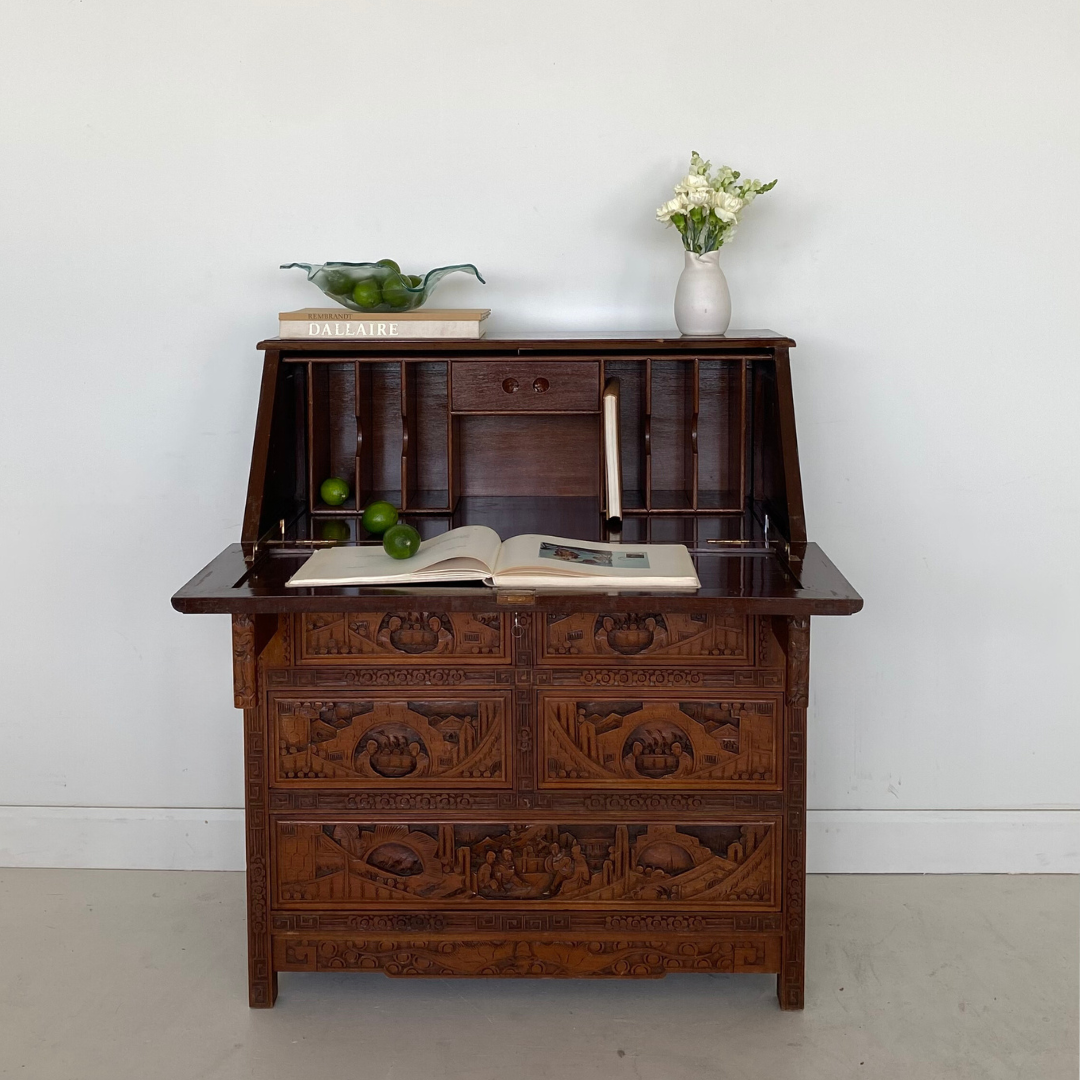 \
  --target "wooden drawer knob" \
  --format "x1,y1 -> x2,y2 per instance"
532,377 -> 549,394
502,377 -> 520,394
